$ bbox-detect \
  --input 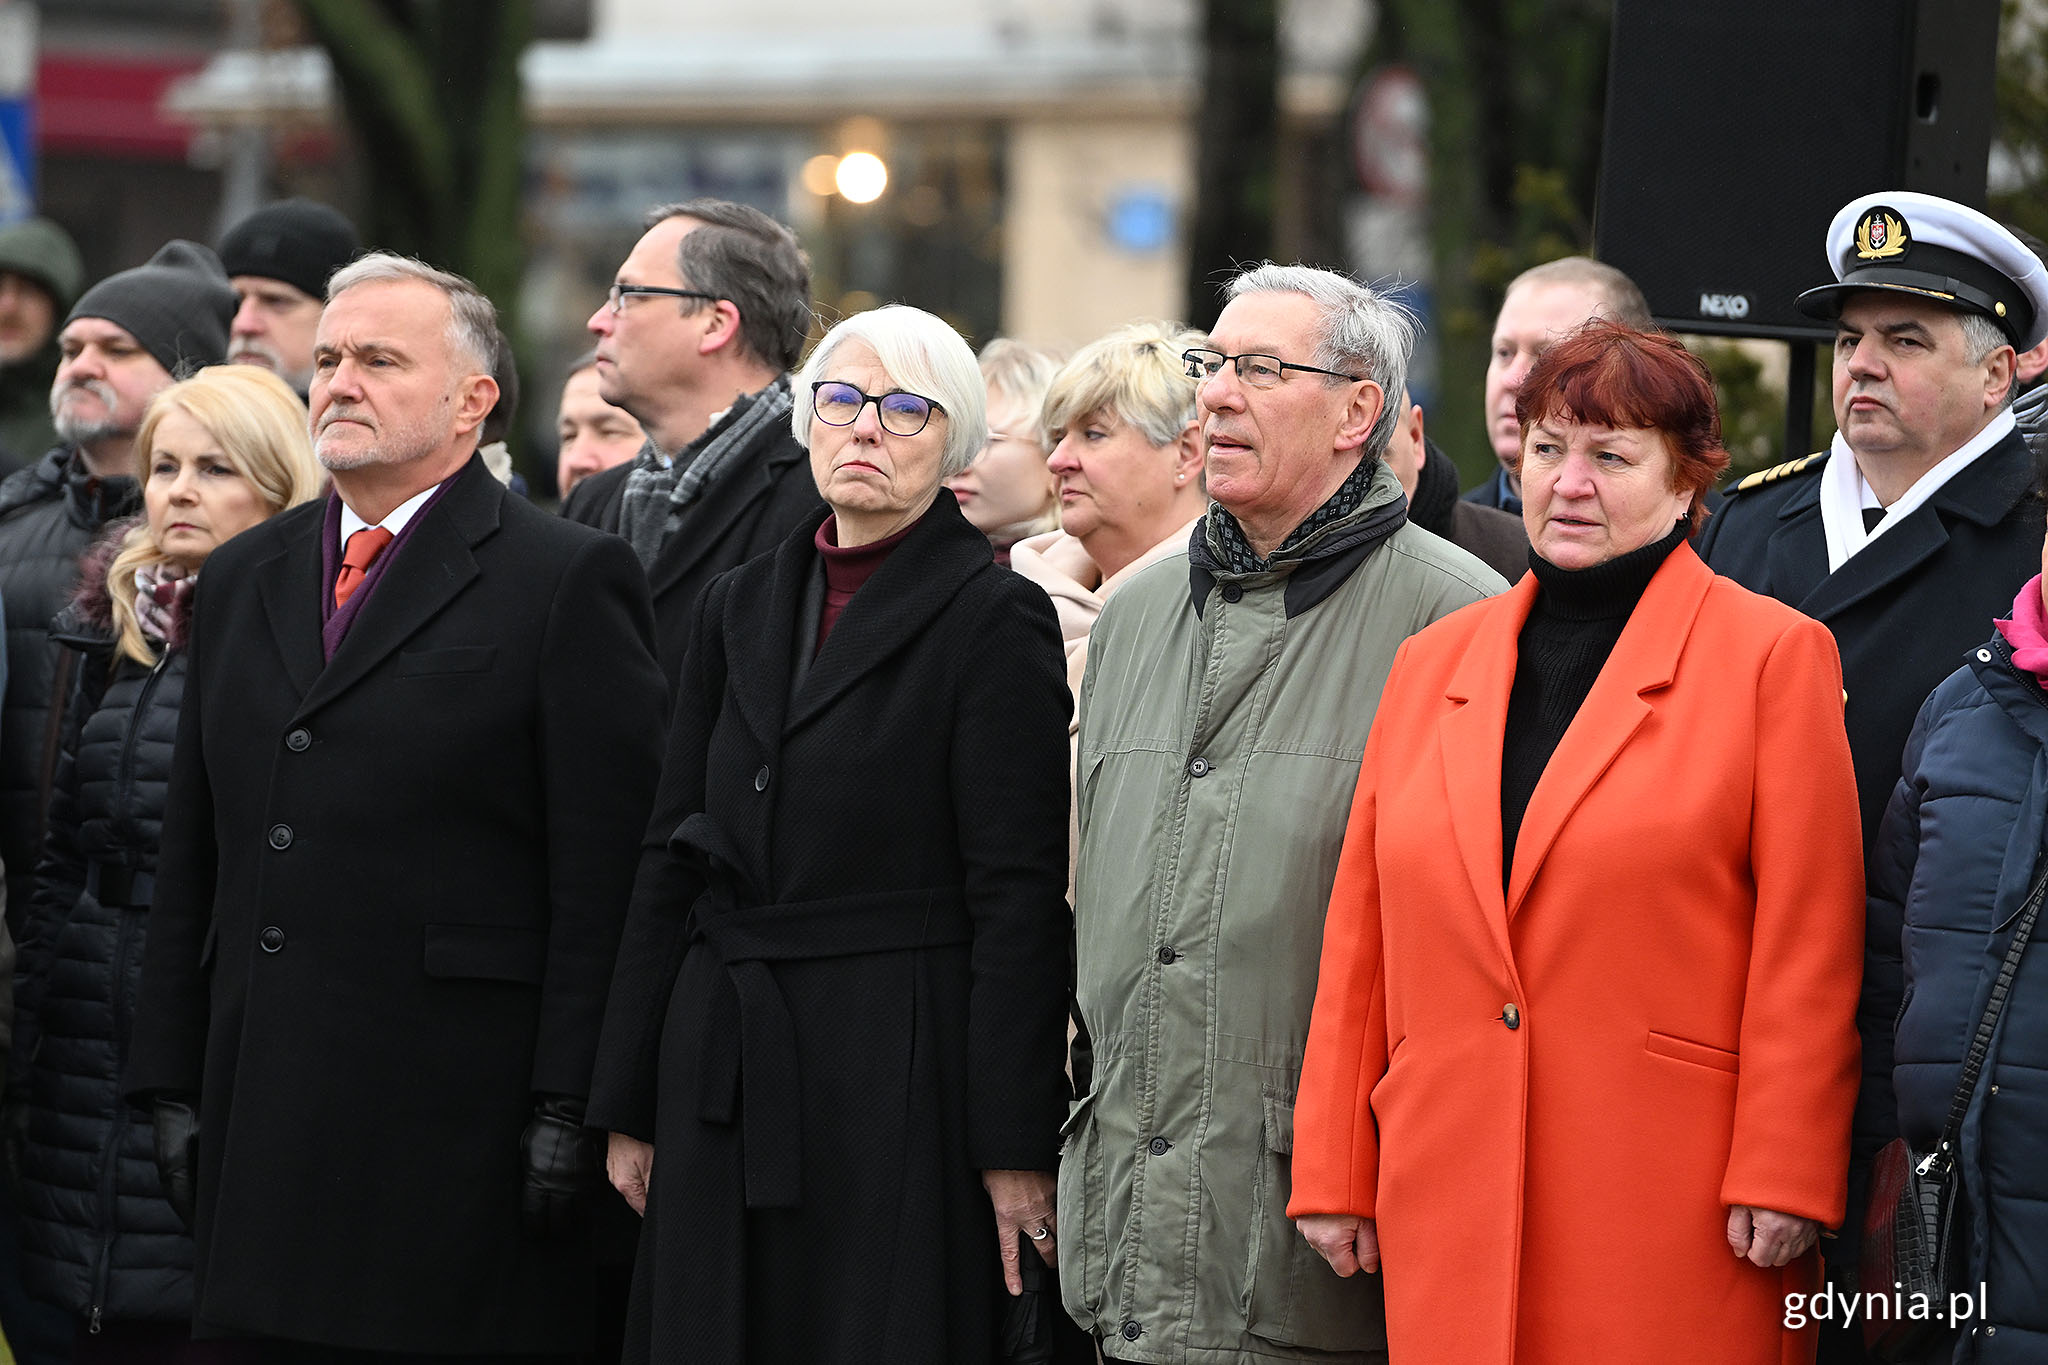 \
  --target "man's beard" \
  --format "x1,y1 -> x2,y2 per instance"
50,378 -> 129,446
229,338 -> 314,395
315,405 -> 435,473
